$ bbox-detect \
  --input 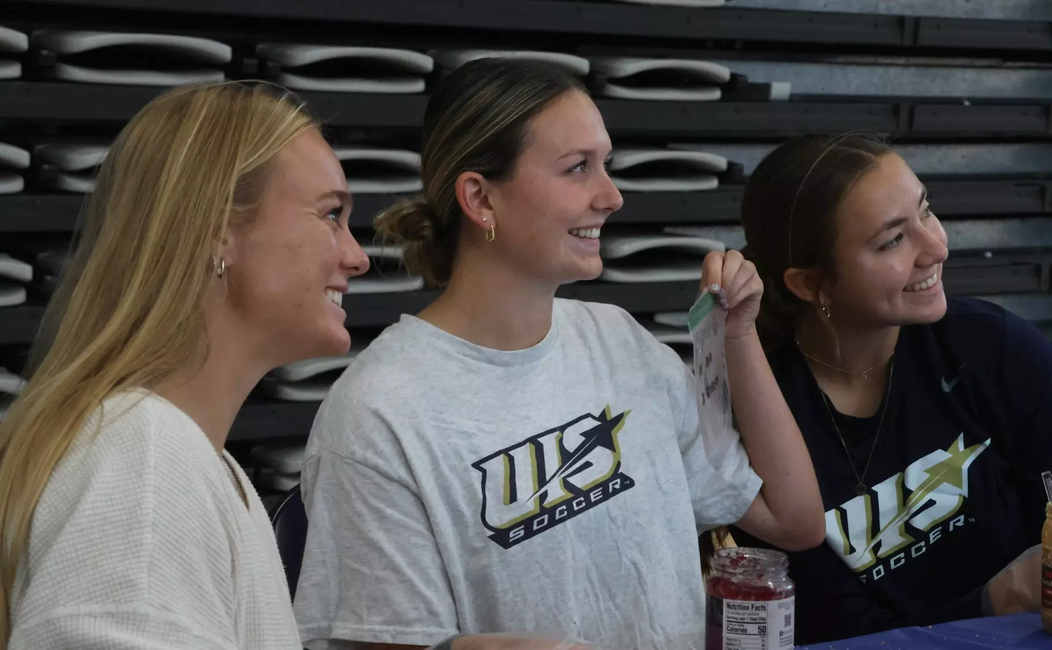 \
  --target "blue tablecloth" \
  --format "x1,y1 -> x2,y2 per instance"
799,613 -> 1052,649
